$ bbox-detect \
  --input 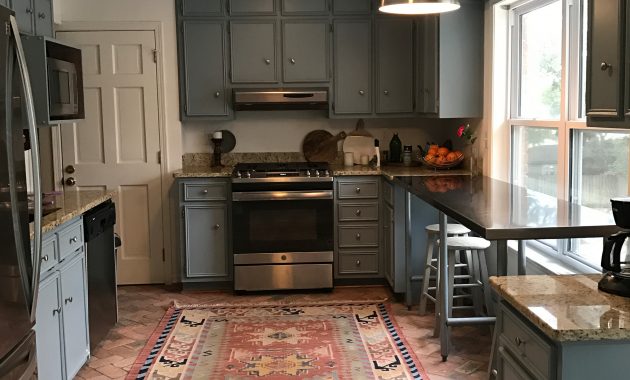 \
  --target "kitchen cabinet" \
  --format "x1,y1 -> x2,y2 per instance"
585,0 -> 629,127
282,20 -> 330,83
229,0 -> 276,15
415,0 -> 484,118
179,179 -> 232,286
332,19 -> 372,114
180,20 -> 230,118
282,0 -> 329,16
375,18 -> 414,114
181,0 -> 223,17
382,200 -> 394,287
230,20 -> 278,83
0,0 -> 8,7
333,0 -> 371,15
35,217 -> 90,380
11,0 -> 52,37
